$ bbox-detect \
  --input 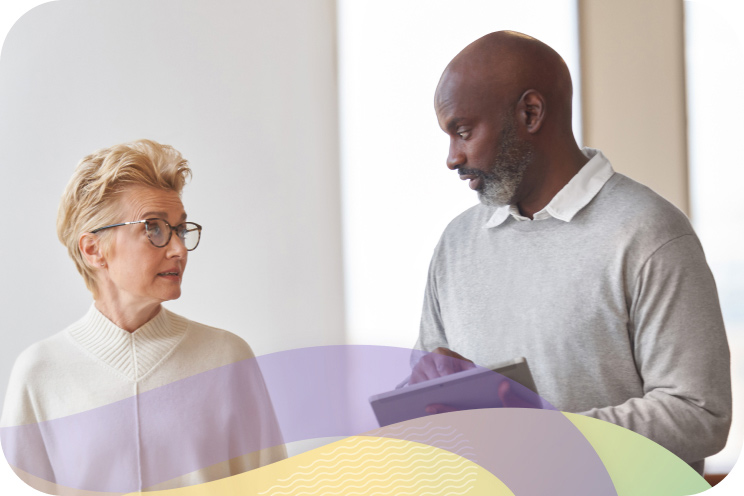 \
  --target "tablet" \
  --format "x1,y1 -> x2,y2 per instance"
369,356 -> 537,427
